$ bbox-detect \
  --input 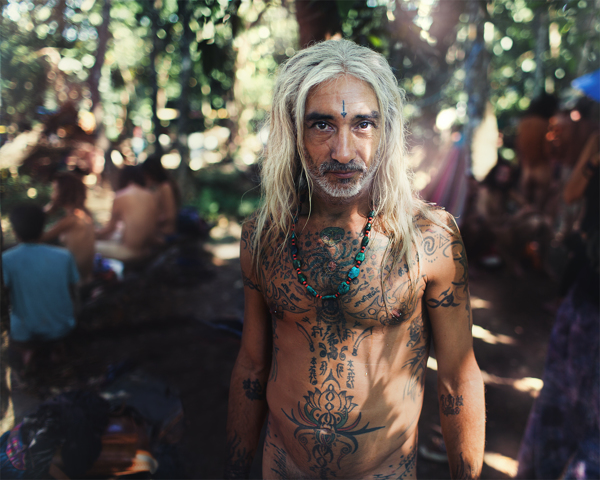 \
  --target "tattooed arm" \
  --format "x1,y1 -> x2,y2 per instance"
224,221 -> 272,478
422,212 -> 485,479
